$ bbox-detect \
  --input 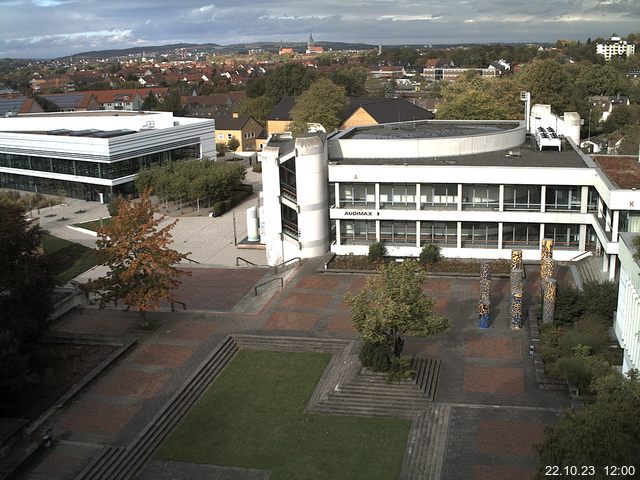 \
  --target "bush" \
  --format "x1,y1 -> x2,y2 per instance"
386,354 -> 415,382
359,341 -> 391,371
252,162 -> 262,173
559,316 -> 610,357
553,282 -> 584,324
581,281 -> 618,326
368,241 -> 387,261
419,243 -> 441,265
